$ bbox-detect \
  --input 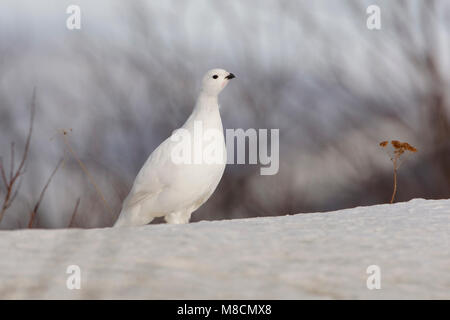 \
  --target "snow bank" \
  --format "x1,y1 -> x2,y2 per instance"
0,198 -> 448,299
